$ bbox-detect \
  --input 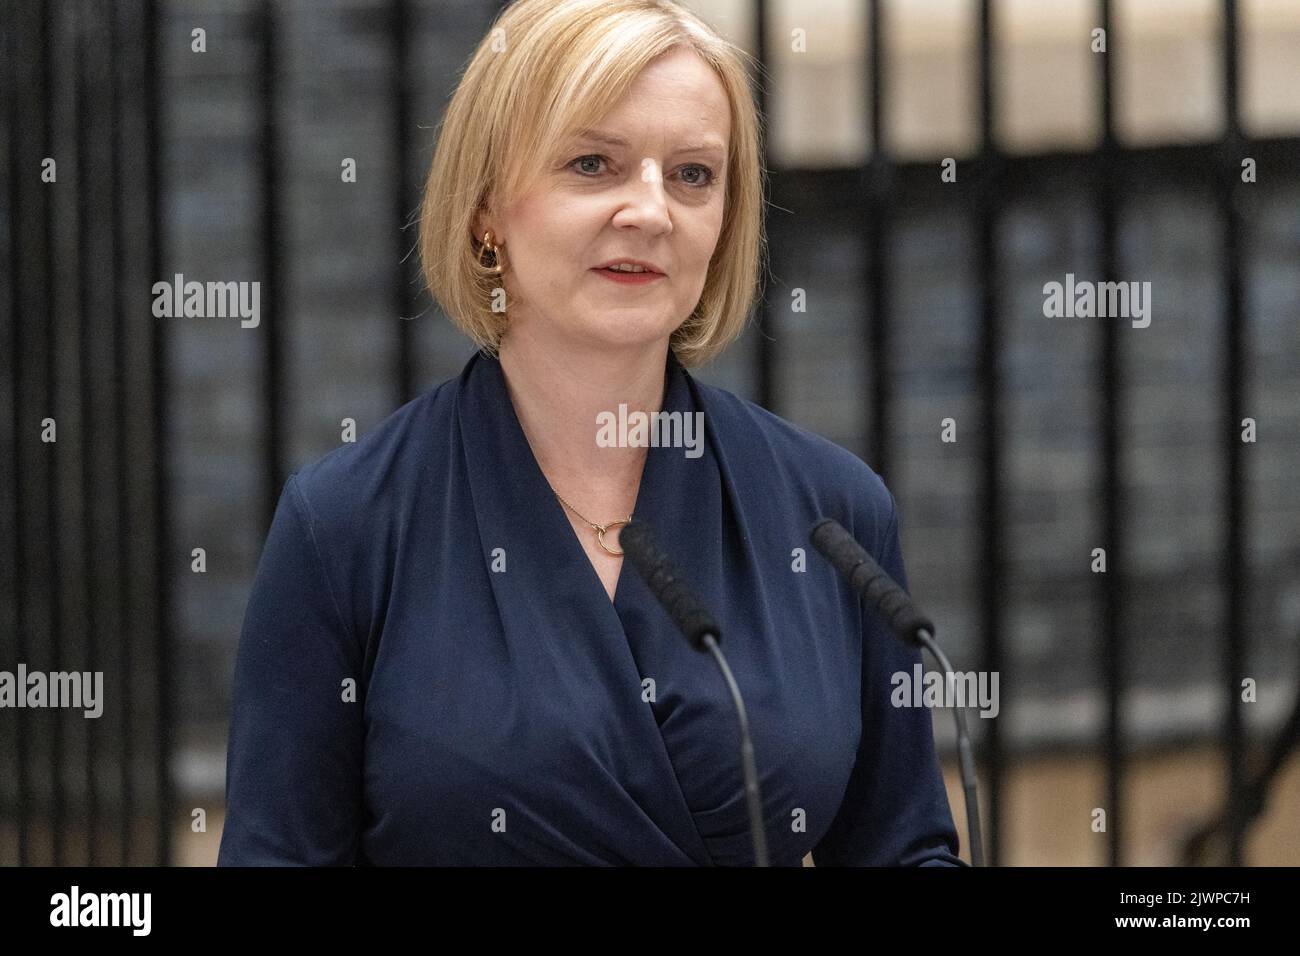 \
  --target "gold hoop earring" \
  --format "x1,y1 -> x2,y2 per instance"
477,230 -> 504,275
